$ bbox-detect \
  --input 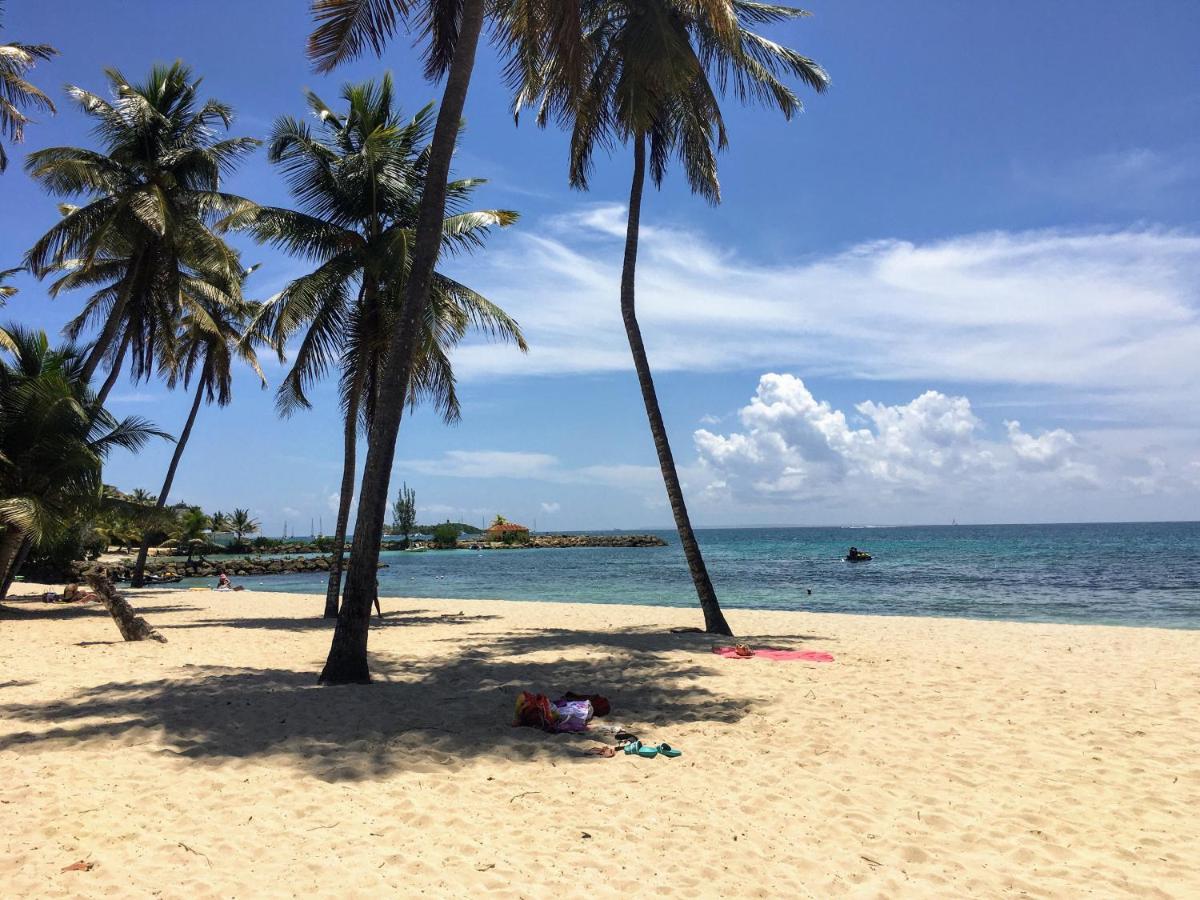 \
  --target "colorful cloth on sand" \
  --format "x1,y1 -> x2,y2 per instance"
713,646 -> 834,662
512,692 -> 596,732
